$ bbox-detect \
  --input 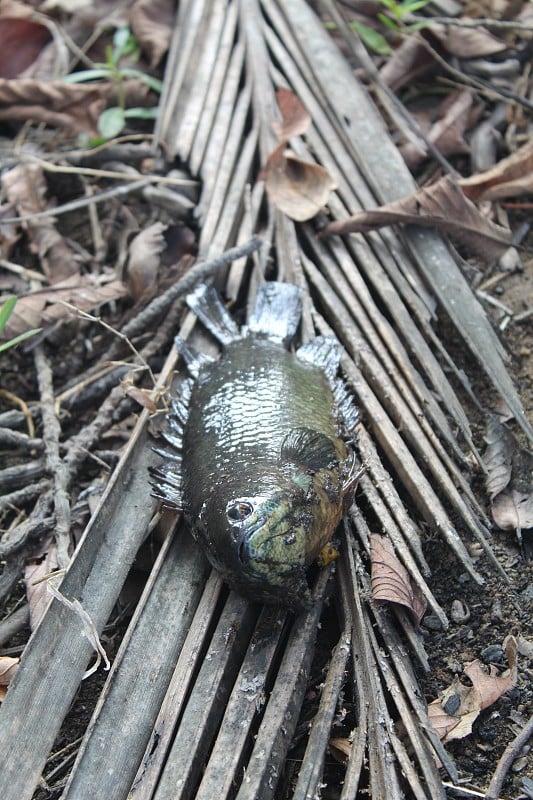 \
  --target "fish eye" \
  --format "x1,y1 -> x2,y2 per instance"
226,500 -> 254,523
